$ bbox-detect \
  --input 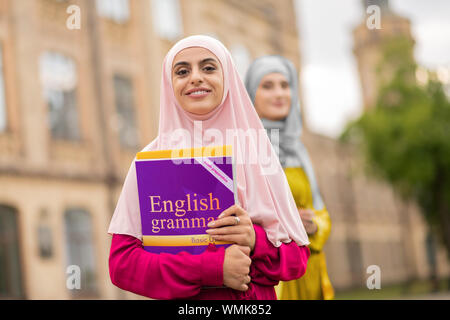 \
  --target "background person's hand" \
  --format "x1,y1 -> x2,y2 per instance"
206,204 -> 256,252
298,208 -> 318,235
223,245 -> 251,291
